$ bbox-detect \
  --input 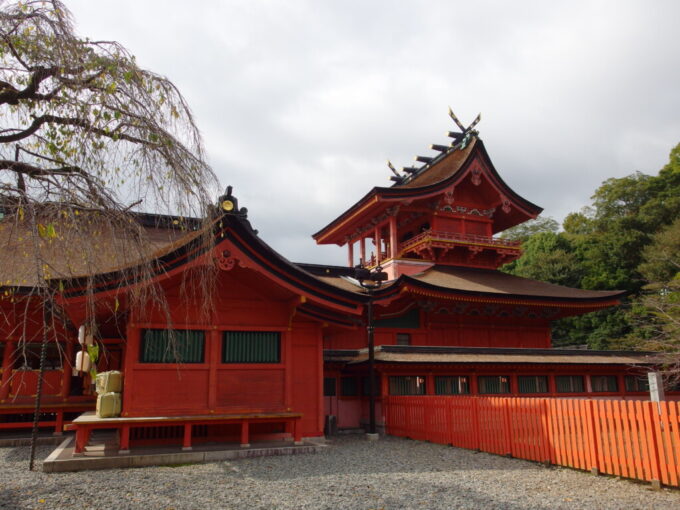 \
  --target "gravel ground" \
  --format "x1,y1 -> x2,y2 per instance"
1,434 -> 679,510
